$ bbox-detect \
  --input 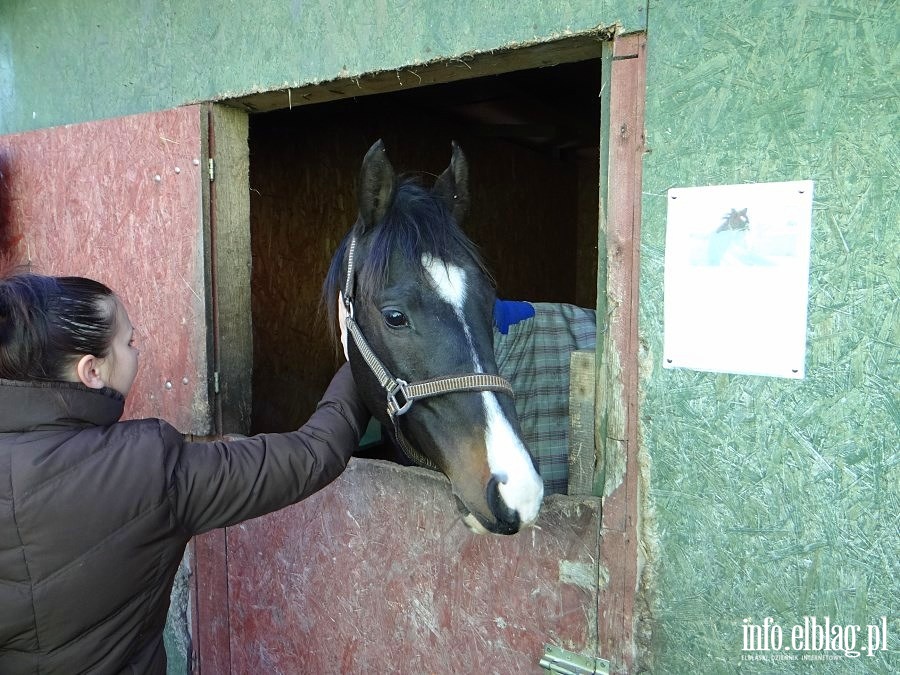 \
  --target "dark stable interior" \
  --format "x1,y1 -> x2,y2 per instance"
248,58 -> 601,434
